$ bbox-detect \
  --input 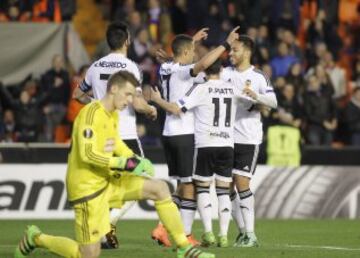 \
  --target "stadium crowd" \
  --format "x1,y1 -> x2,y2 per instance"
0,0 -> 359,146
